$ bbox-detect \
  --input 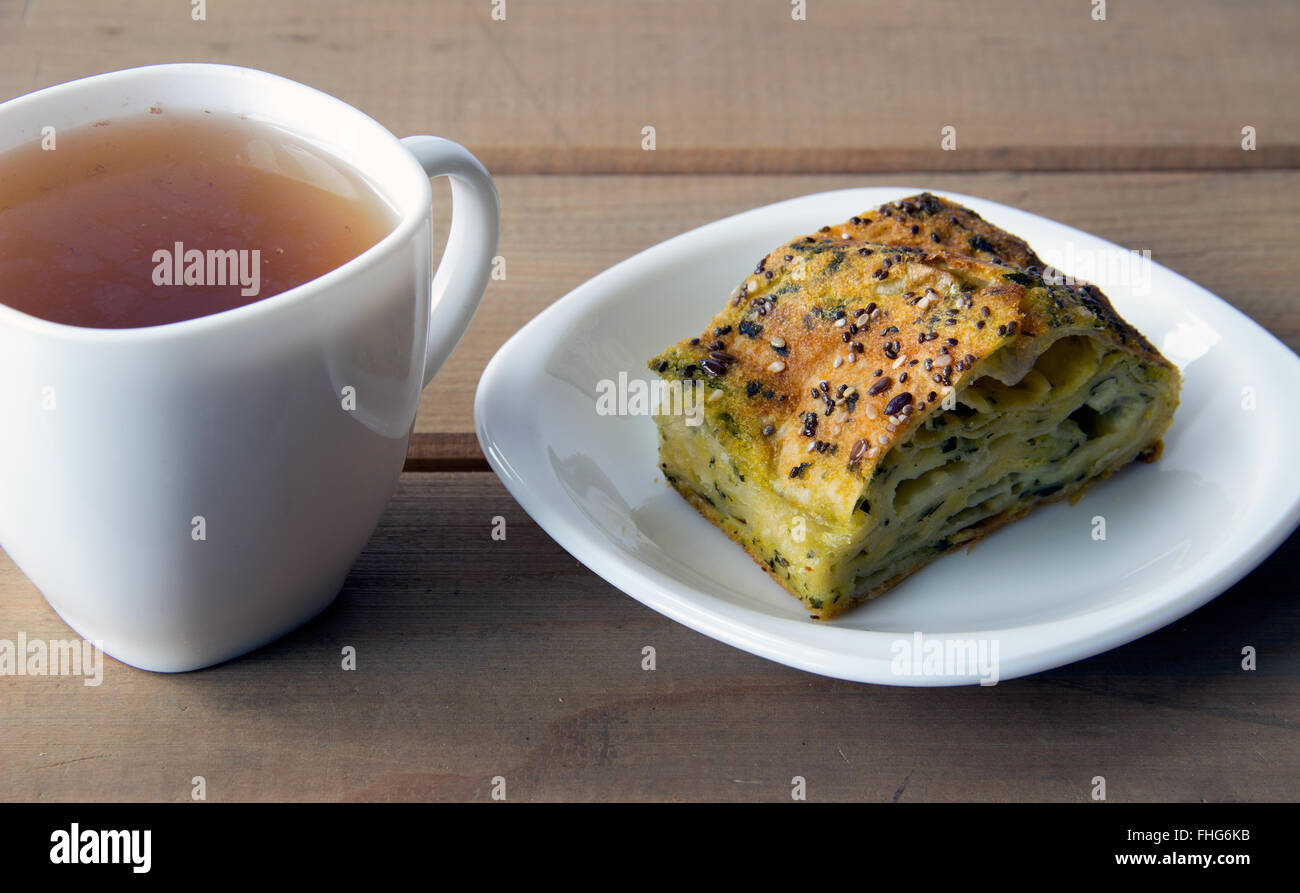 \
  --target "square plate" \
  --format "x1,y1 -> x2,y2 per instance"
474,187 -> 1300,685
